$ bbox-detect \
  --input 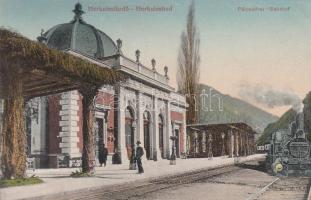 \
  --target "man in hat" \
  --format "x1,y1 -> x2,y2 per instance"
135,141 -> 144,174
